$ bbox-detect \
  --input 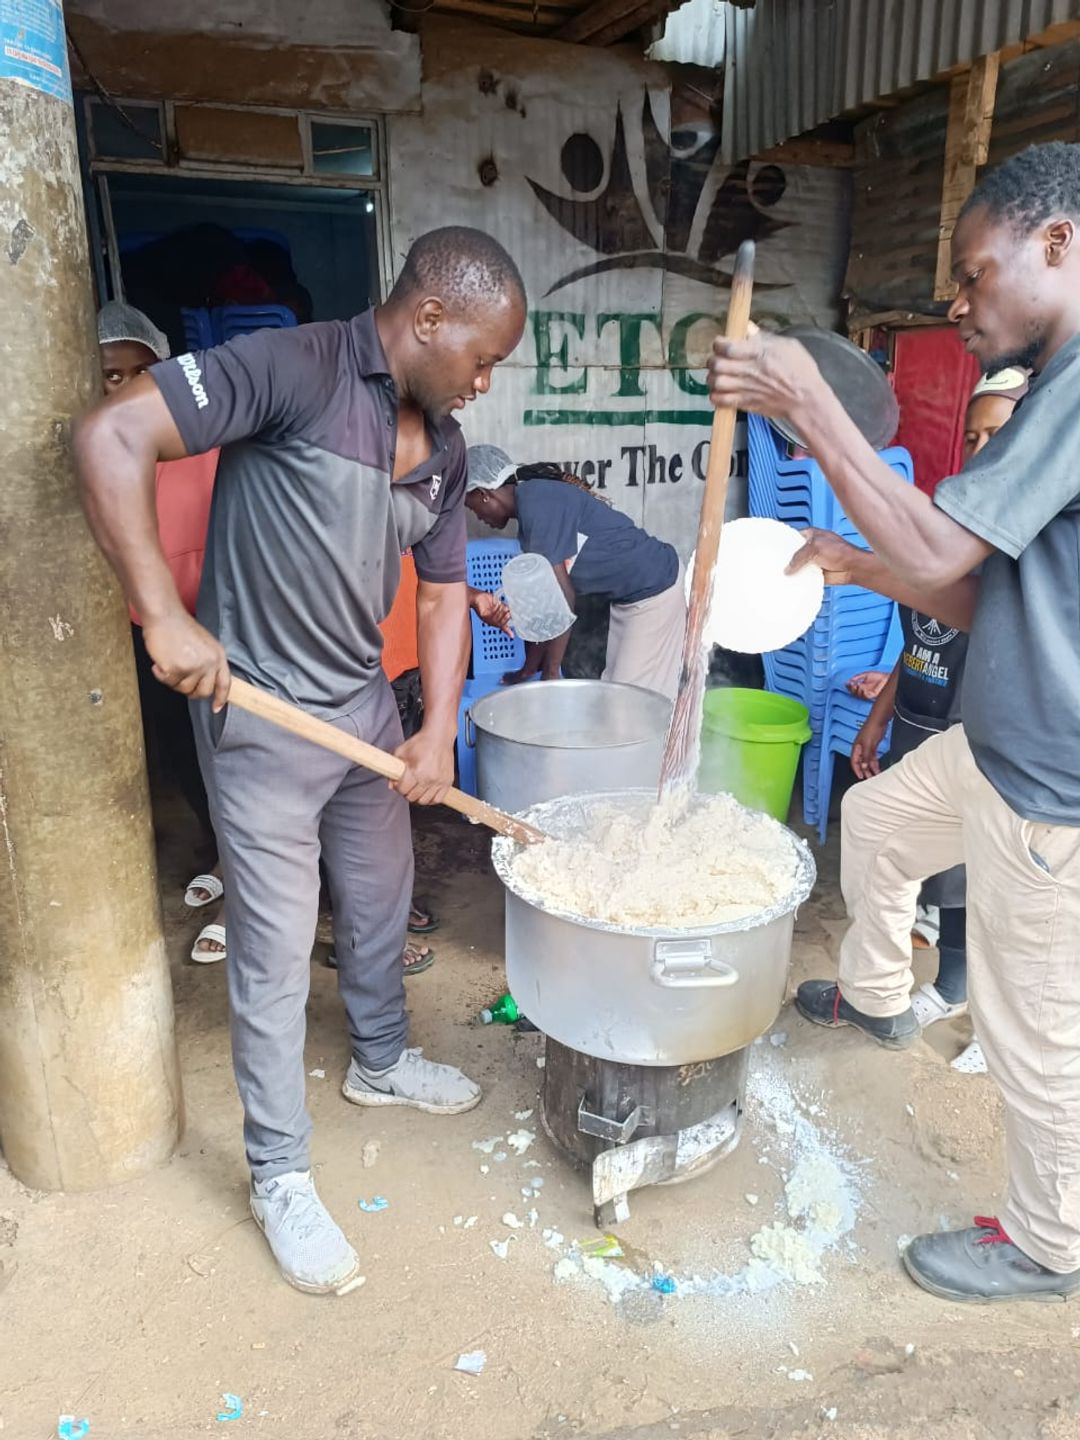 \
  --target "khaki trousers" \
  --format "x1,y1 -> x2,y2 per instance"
839,723 -> 1080,1273
603,566 -> 686,701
